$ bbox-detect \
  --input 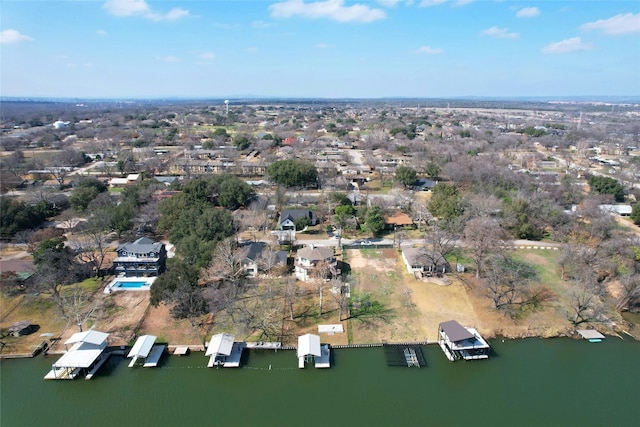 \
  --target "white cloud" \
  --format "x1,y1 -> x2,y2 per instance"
412,45 -> 443,54
199,52 -> 215,60
246,47 -> 259,54
103,0 -> 189,21
157,55 -> 180,63
419,0 -> 447,6
480,26 -> 519,39
0,29 -> 33,44
419,0 -> 471,6
580,13 -> 640,35
252,21 -> 272,29
96,29 -> 107,37
269,0 -> 386,23
516,7 -> 540,18
542,37 -> 592,54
